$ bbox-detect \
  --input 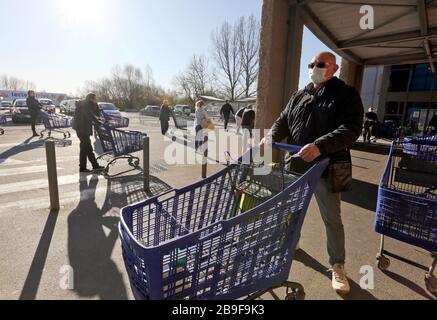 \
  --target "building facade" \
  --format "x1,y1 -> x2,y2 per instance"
362,63 -> 437,136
